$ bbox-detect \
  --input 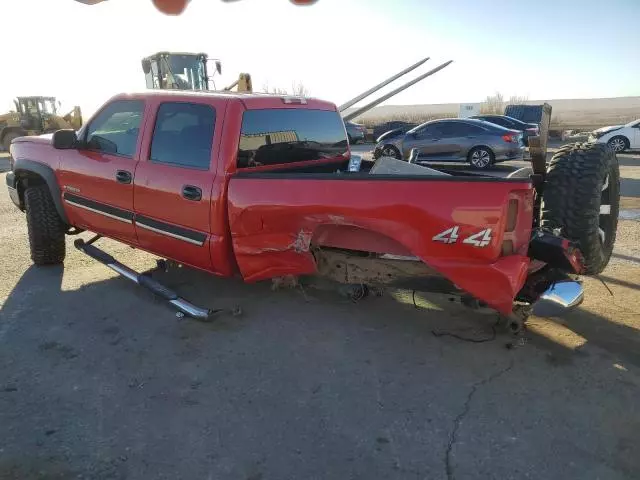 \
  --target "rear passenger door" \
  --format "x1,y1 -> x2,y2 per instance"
133,100 -> 222,271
